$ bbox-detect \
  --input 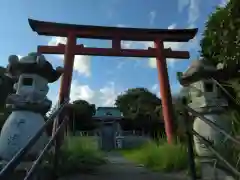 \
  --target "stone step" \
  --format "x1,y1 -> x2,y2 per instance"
201,162 -> 235,180
1,161 -> 53,180
0,161 -> 31,180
